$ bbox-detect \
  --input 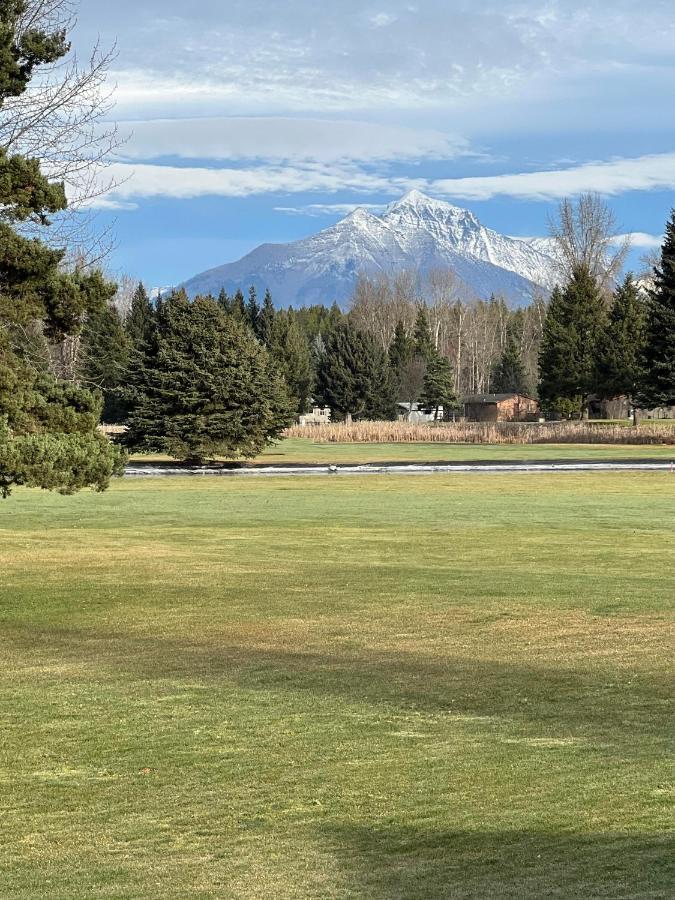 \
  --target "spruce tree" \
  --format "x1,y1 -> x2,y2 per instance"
268,311 -> 313,415
124,291 -> 294,461
419,355 -> 456,421
492,334 -> 529,395
413,306 -> 435,361
79,303 -> 131,423
0,6 -> 124,495
388,320 -> 414,376
217,288 -> 231,314
597,275 -> 647,409
246,285 -> 260,336
538,267 -> 607,417
639,212 -> 675,408
231,289 -> 246,321
125,283 -> 154,349
258,289 -> 276,347
317,322 -> 396,421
